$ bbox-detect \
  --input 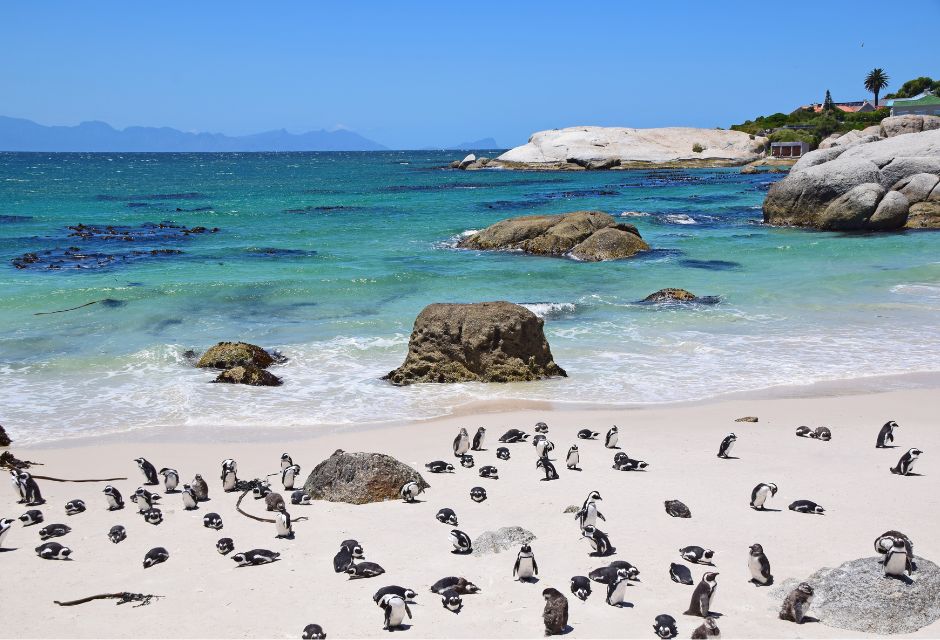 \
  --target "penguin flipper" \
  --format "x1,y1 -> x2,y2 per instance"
513,557 -> 520,576
405,603 -> 412,619
597,511 -> 606,521
533,558 -> 539,575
